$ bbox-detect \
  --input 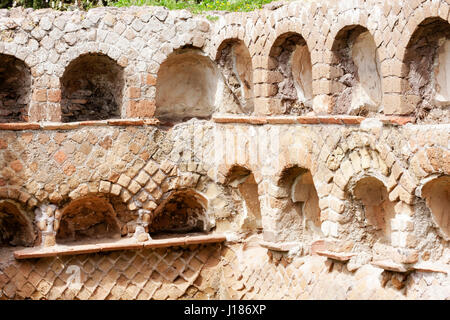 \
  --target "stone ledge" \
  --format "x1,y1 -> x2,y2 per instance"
371,260 -> 411,273
0,122 -> 41,130
380,116 -> 416,125
0,119 -> 160,131
259,240 -> 301,252
14,233 -> 226,259
413,262 -> 449,274
212,115 -> 415,125
315,250 -> 356,262
0,116 -> 417,130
